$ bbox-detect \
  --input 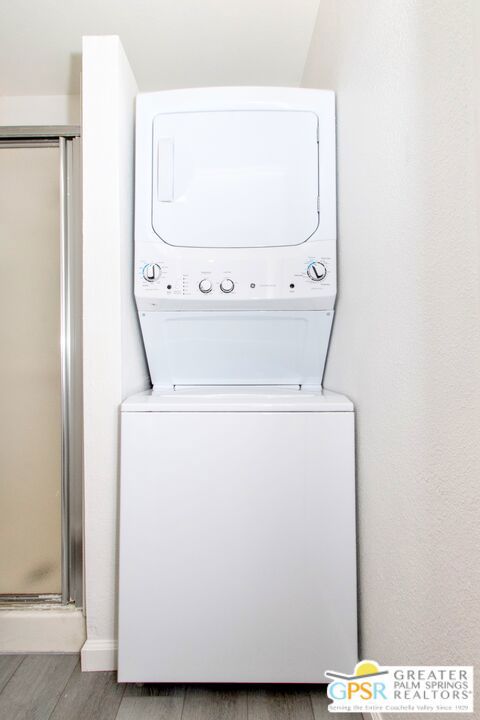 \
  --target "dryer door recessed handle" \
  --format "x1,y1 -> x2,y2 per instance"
157,138 -> 174,202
